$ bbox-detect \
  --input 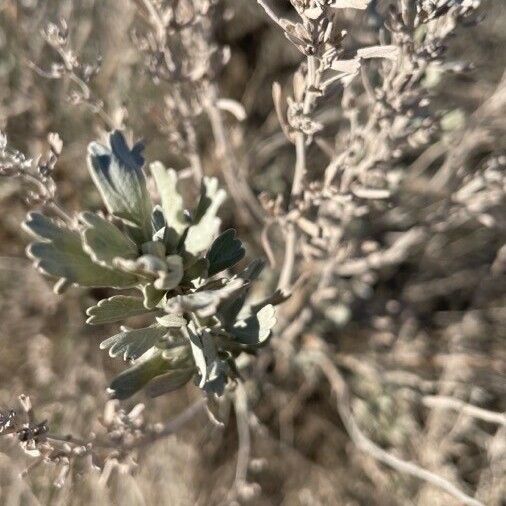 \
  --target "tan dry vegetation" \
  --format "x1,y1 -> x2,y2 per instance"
1,1 -> 505,505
